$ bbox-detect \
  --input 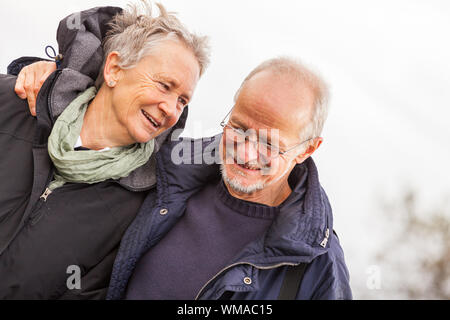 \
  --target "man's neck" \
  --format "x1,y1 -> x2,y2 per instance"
80,88 -> 133,150
224,179 -> 292,207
